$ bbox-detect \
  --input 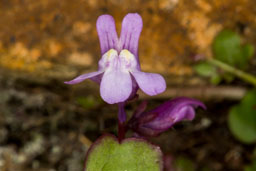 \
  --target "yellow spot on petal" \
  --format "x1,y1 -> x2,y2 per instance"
106,49 -> 118,60
120,49 -> 134,61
